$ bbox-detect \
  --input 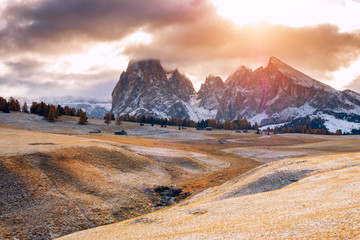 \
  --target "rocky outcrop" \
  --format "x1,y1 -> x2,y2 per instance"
216,57 -> 359,125
111,59 -> 195,119
197,75 -> 225,110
